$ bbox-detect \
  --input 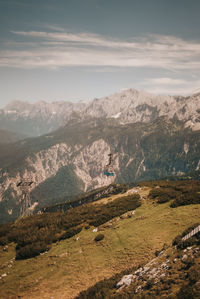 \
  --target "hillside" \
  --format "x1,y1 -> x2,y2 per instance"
0,179 -> 200,299
0,129 -> 26,144
76,224 -> 200,299
0,116 -> 199,223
